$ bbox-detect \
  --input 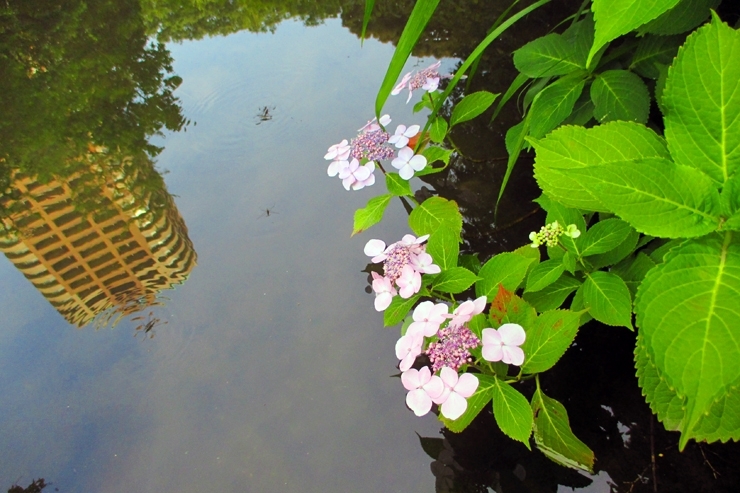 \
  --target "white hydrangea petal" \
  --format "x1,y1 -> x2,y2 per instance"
498,323 -> 526,346
440,391 -> 468,420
